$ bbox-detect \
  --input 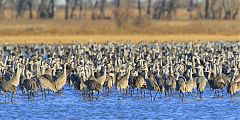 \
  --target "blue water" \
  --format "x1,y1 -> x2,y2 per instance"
0,86 -> 239,120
